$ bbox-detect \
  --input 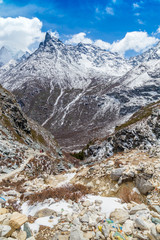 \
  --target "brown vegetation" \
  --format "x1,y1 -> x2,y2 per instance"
21,184 -> 91,204
0,179 -> 26,193
7,199 -> 21,212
